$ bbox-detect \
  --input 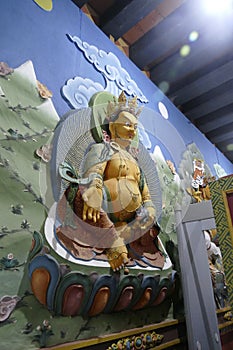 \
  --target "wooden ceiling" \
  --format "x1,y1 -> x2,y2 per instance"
72,0 -> 233,164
